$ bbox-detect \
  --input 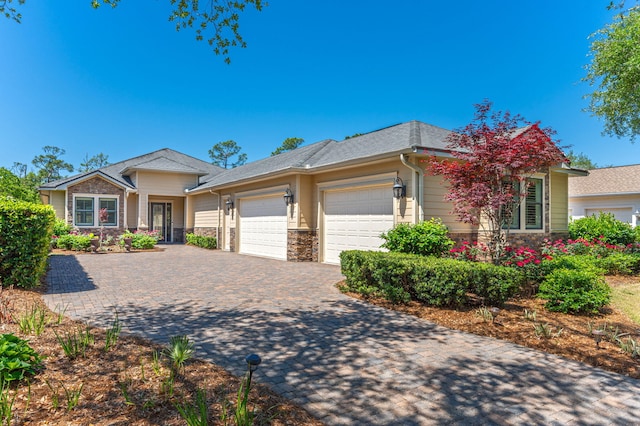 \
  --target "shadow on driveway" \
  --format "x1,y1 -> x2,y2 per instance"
86,296 -> 640,425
